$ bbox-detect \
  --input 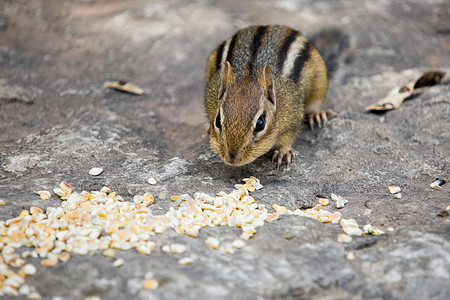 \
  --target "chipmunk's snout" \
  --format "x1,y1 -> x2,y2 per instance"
223,149 -> 248,166
226,150 -> 241,166
228,150 -> 237,163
